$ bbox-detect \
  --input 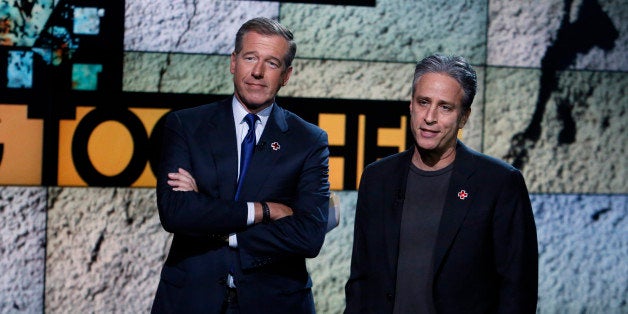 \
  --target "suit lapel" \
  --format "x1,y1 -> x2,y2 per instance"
433,141 -> 476,273
234,105 -> 289,200
194,99 -> 239,199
